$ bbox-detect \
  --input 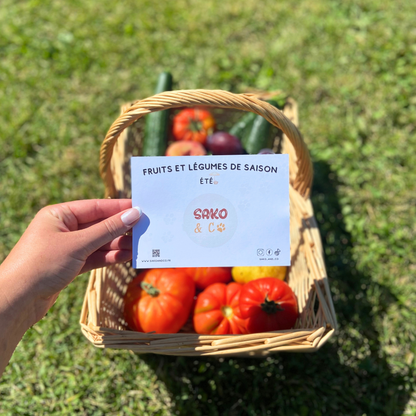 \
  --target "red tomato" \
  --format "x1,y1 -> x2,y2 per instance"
184,267 -> 232,290
193,282 -> 248,335
239,278 -> 298,333
172,107 -> 216,144
124,268 -> 195,333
